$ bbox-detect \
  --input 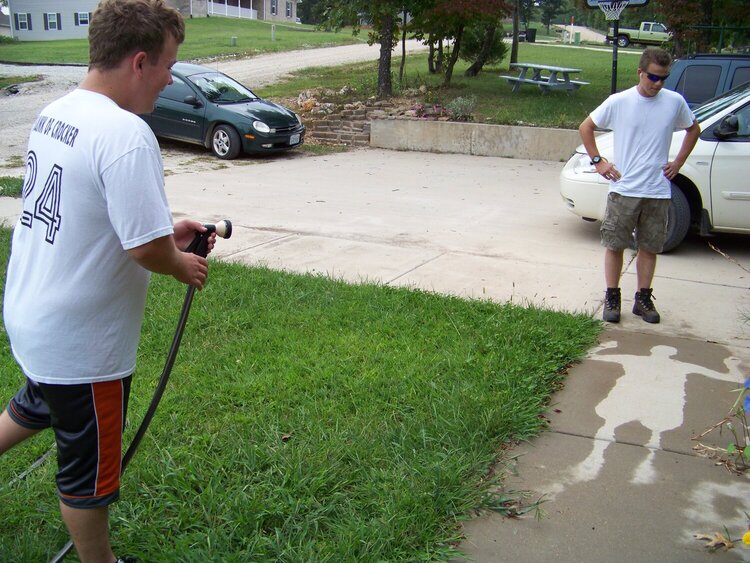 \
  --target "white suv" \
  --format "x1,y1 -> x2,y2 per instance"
560,81 -> 750,252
